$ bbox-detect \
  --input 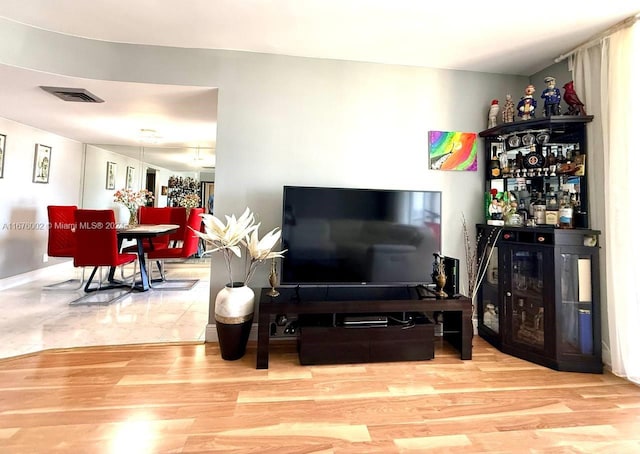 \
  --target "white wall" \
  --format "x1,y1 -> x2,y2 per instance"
530,61 -> 572,105
209,55 -> 528,301
0,117 -> 83,278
